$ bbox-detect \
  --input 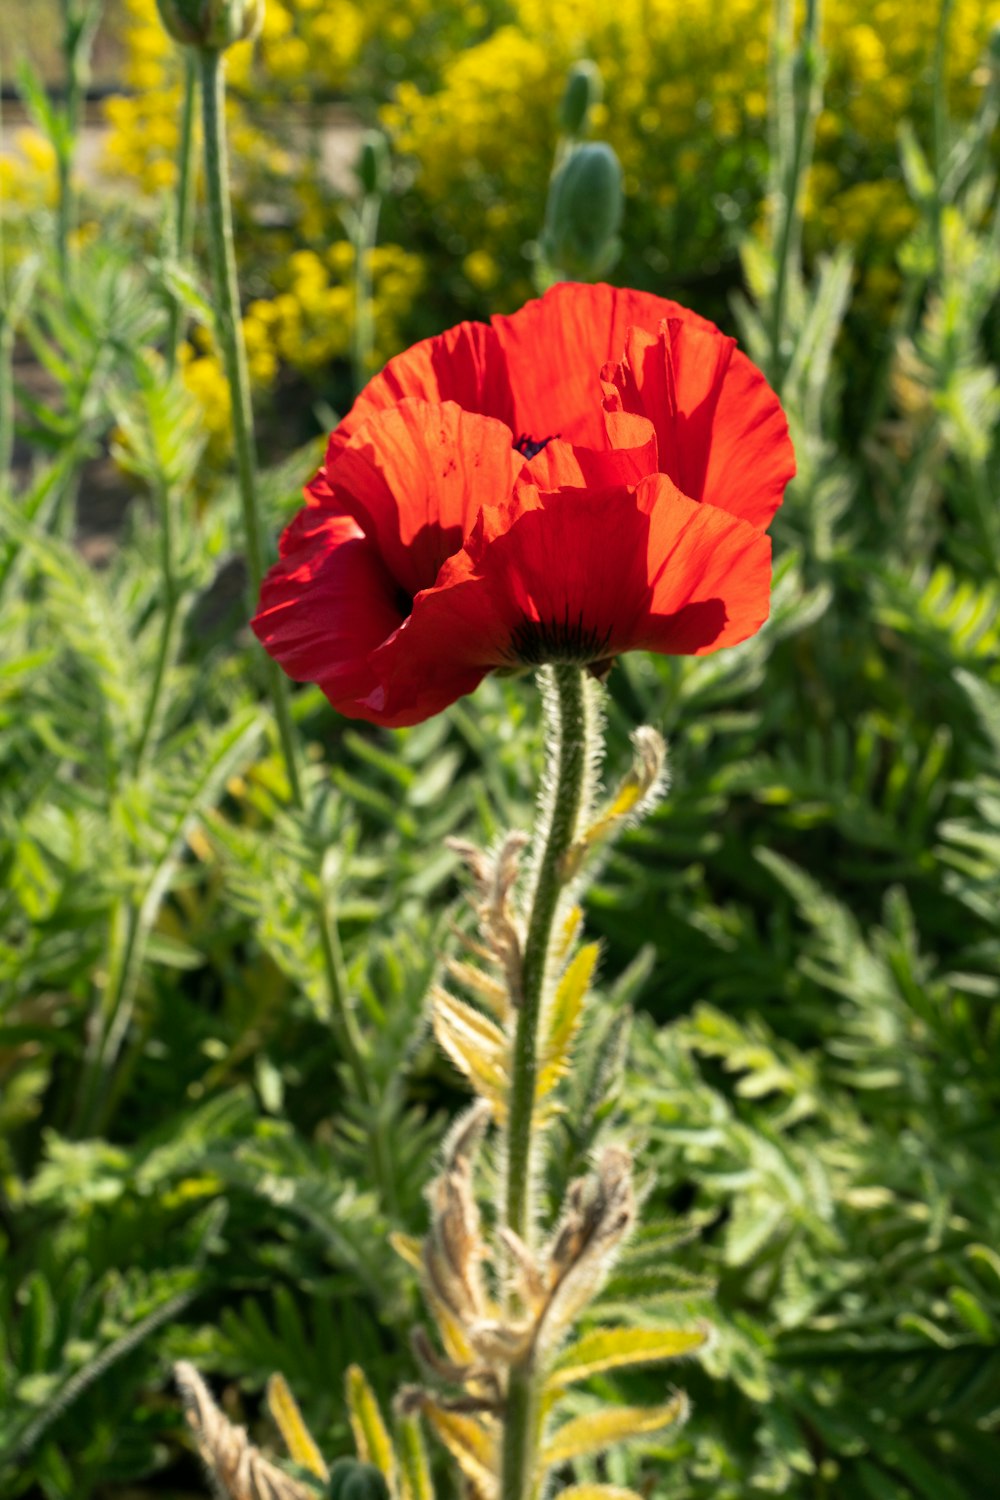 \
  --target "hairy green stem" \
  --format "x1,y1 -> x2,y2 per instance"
506,664 -> 590,1244
501,1359 -> 544,1500
166,54 -> 199,372
500,667 -> 591,1500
